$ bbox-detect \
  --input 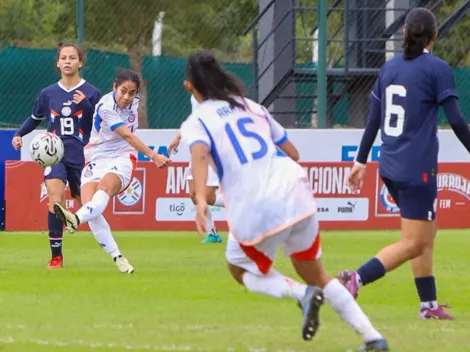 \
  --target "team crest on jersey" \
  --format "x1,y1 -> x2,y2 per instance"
128,113 -> 136,123
61,106 -> 72,117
